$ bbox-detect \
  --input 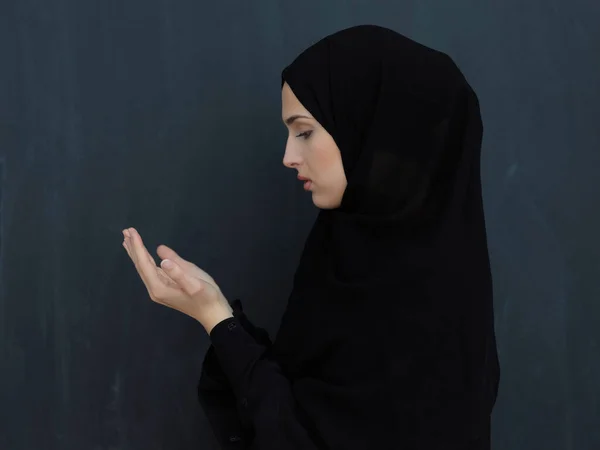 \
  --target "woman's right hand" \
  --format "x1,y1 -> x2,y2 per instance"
122,228 -> 233,327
